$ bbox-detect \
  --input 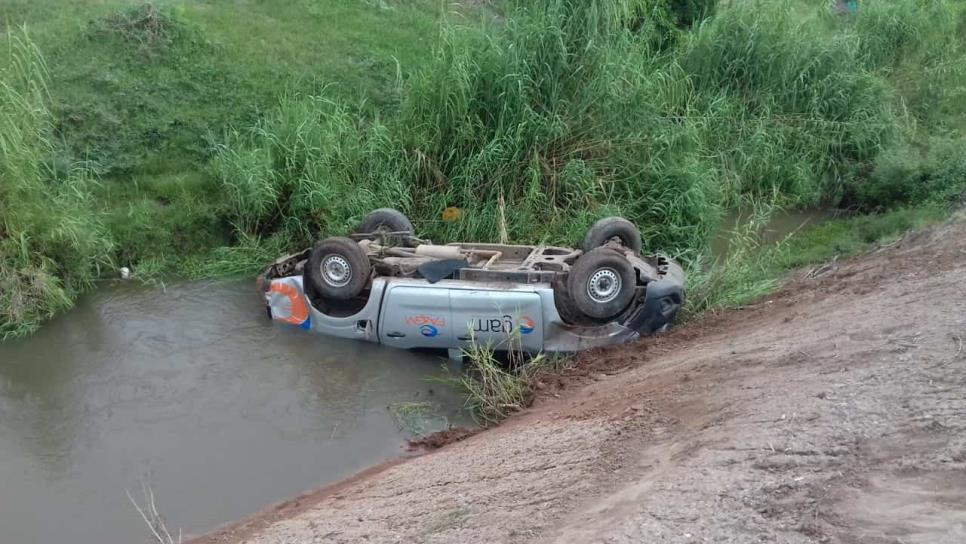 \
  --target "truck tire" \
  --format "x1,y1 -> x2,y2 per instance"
552,279 -> 592,326
567,248 -> 636,320
582,217 -> 642,254
356,208 -> 414,236
304,237 -> 371,301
